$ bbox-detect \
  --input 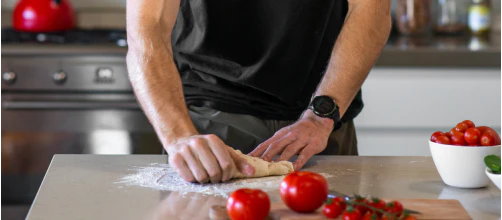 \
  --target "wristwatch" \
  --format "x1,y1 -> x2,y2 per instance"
308,95 -> 342,131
